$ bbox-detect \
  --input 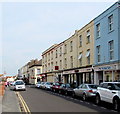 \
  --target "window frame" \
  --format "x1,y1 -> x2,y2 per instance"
86,49 -> 90,65
96,45 -> 101,63
86,30 -> 90,44
96,23 -> 100,38
108,14 -> 113,32
108,40 -> 114,61
79,35 -> 82,47
70,41 -> 73,52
